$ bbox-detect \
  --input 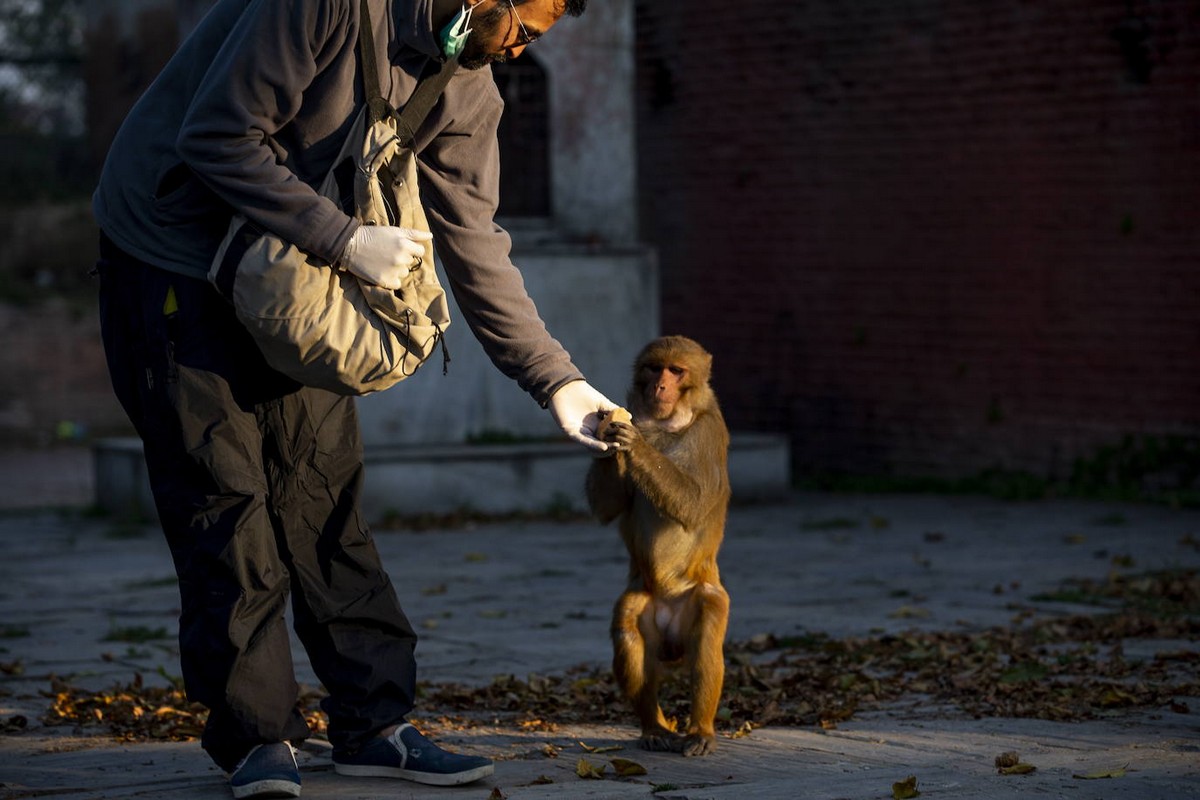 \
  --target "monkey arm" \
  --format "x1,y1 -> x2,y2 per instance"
625,444 -> 709,529
586,452 -> 633,524
625,415 -> 729,531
